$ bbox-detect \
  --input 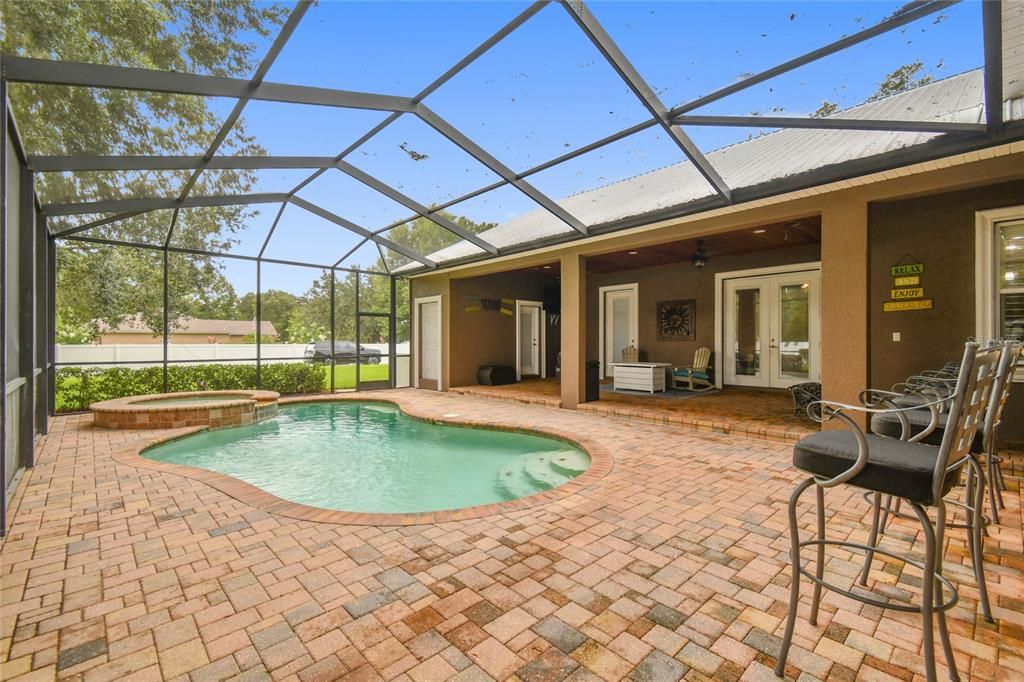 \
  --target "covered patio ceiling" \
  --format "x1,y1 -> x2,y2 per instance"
5,0 -> 1023,276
